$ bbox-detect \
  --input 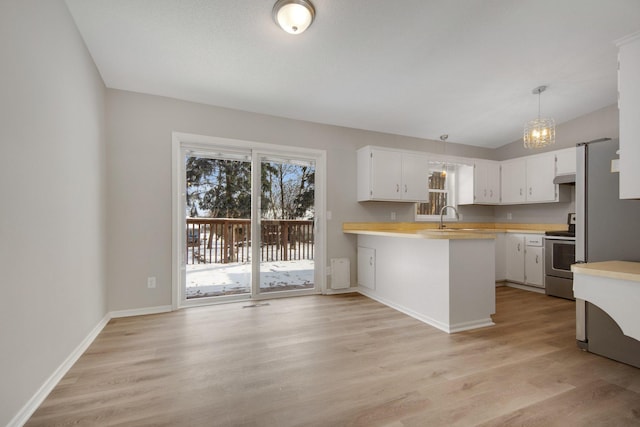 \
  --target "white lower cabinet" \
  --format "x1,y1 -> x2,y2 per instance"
524,243 -> 544,287
357,246 -> 376,289
505,234 -> 544,288
506,234 -> 525,282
